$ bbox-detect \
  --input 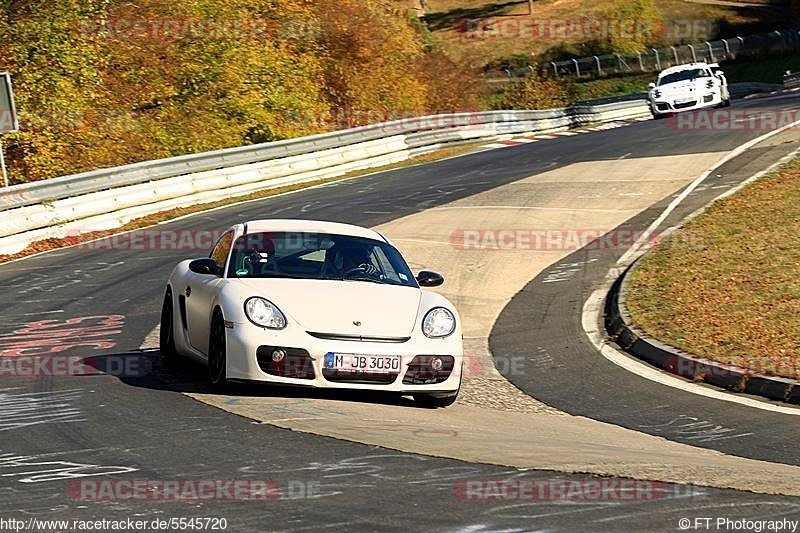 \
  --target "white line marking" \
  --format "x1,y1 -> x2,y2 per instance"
583,123 -> 800,415
617,118 -> 800,266
430,205 -> 639,213
584,286 -> 800,416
